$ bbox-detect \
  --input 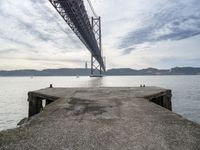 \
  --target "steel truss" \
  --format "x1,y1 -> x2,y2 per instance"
49,0 -> 105,75
91,17 -> 103,76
